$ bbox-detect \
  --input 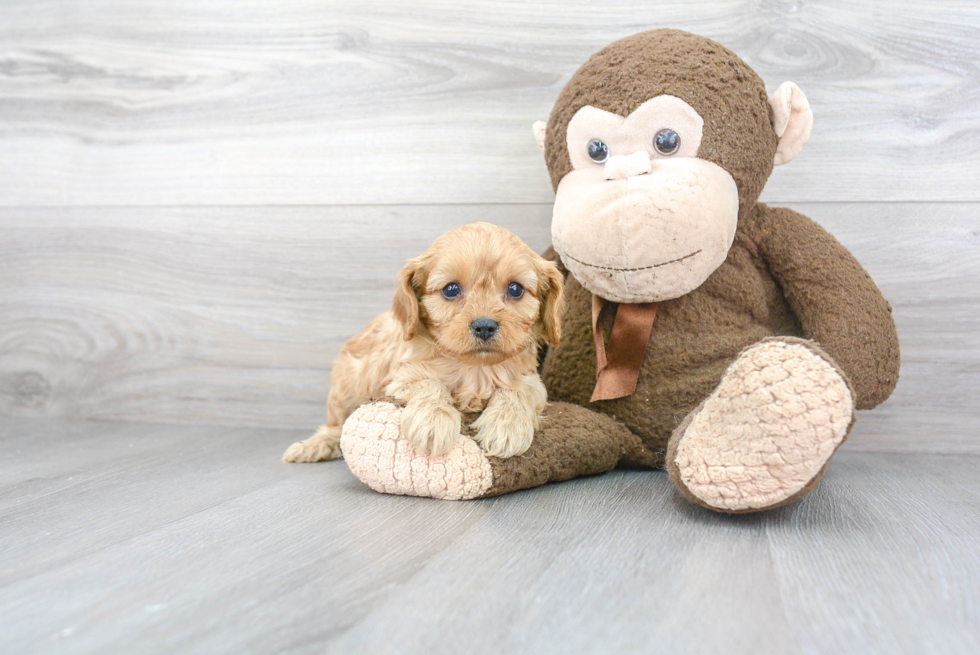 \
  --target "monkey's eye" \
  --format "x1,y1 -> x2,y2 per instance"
587,139 -> 609,164
506,282 -> 524,299
654,129 -> 681,156
442,282 -> 461,299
